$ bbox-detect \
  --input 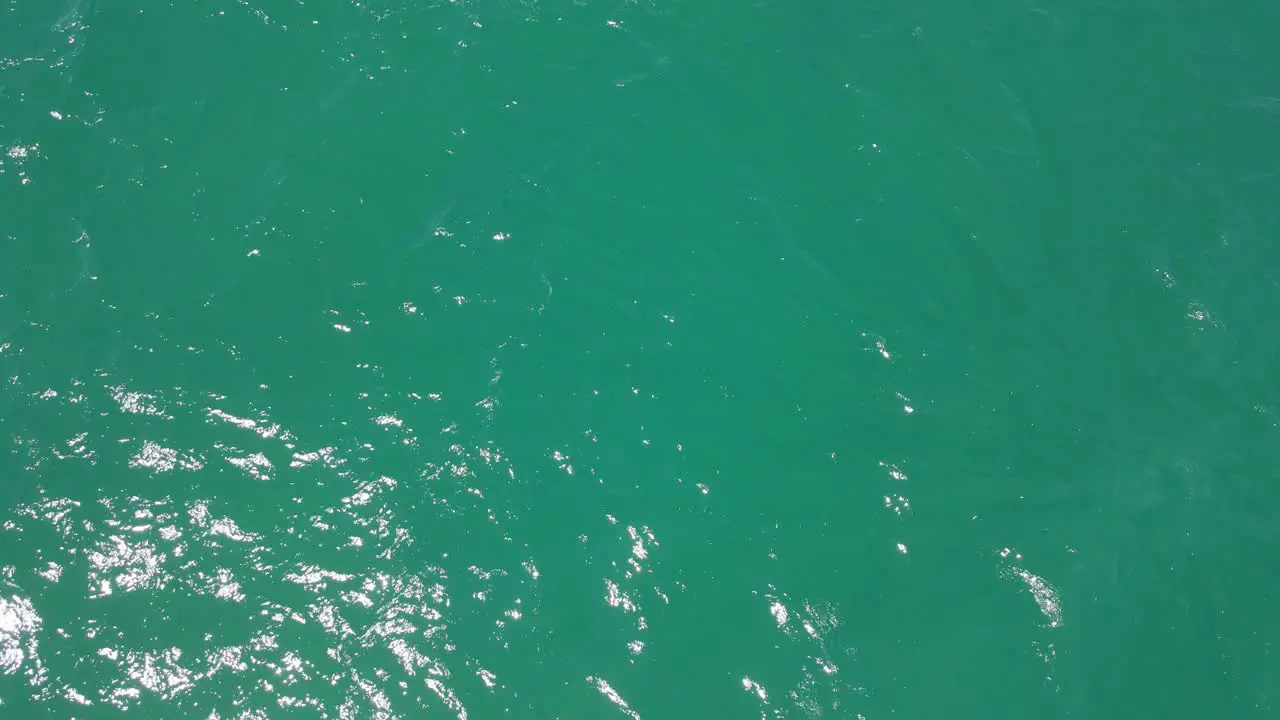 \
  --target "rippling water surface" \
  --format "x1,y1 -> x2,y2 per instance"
4,1 -> 1280,717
